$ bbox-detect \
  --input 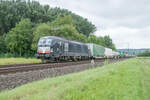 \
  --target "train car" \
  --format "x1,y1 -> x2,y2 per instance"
112,51 -> 120,58
119,52 -> 124,58
87,43 -> 105,59
36,36 -> 127,62
36,36 -> 89,62
104,48 -> 113,58
116,51 -> 120,58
